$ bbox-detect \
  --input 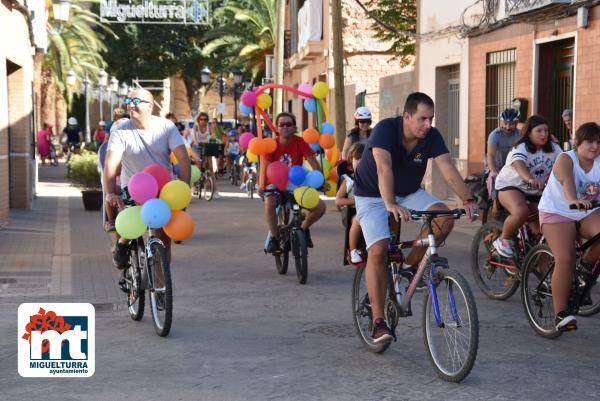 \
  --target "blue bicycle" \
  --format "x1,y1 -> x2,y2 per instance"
352,209 -> 479,382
